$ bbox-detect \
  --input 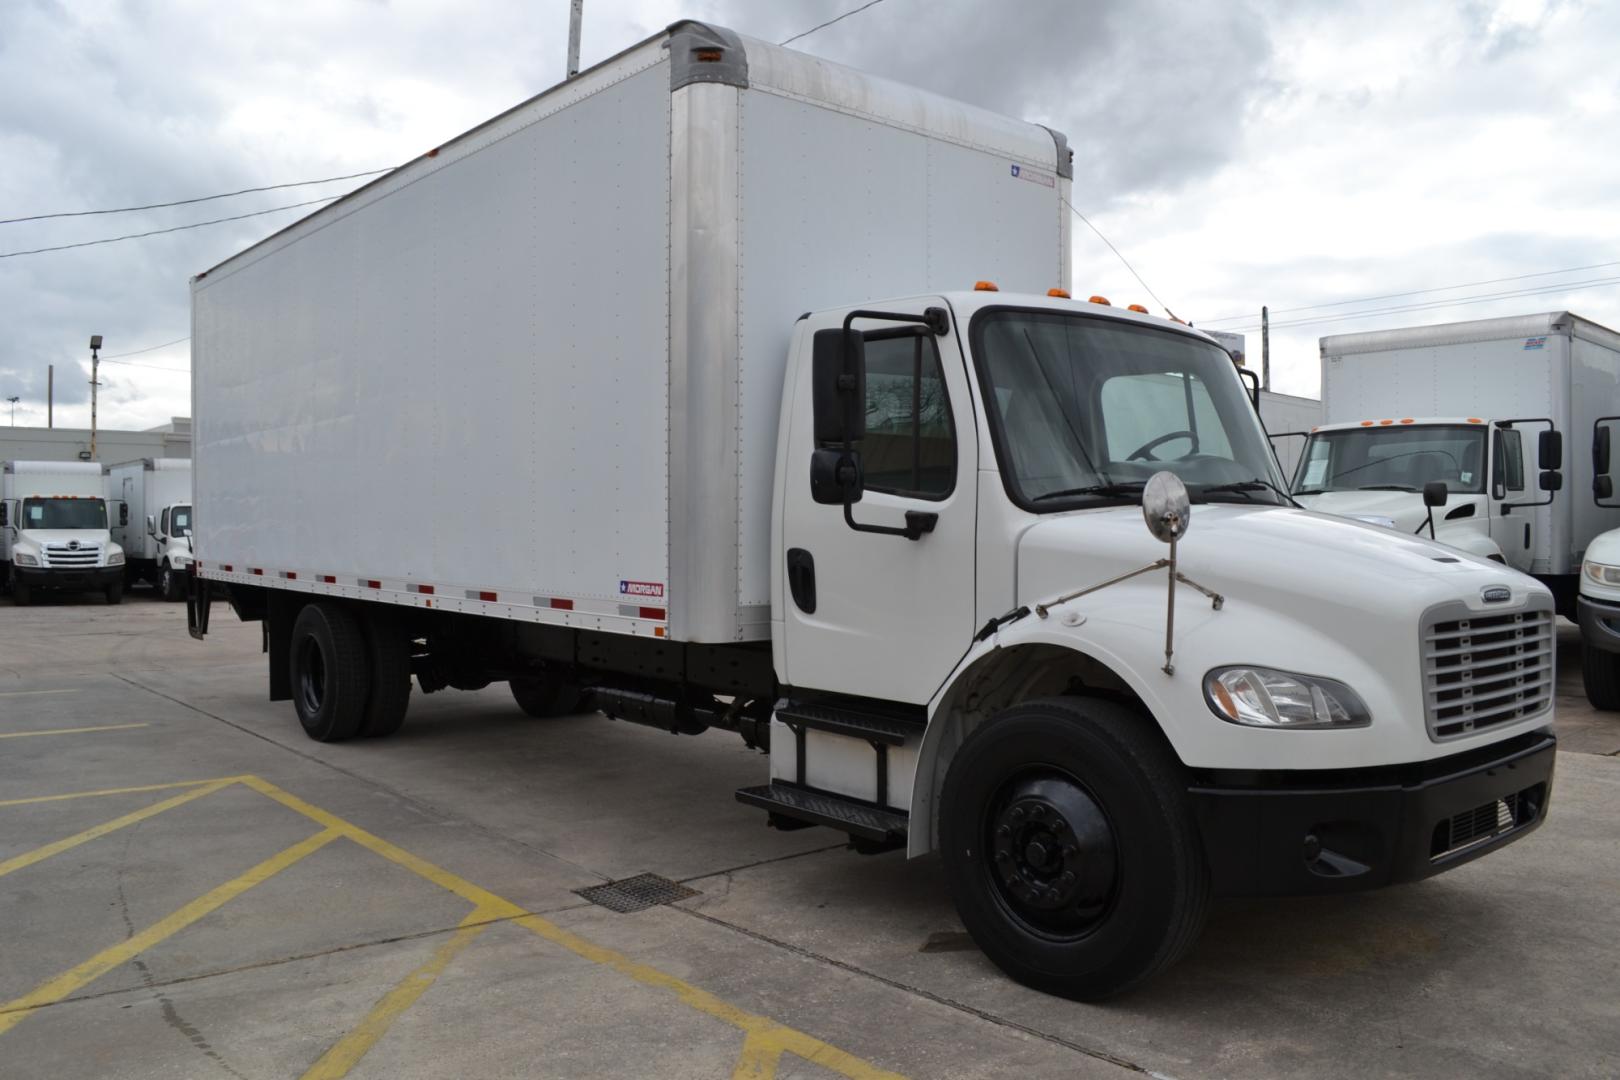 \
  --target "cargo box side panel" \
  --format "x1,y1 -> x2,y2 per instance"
1569,331 -> 1620,565
194,58 -> 671,624
734,87 -> 1065,611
